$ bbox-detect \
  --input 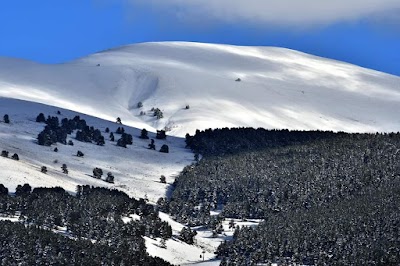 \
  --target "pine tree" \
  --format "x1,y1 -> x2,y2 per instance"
117,137 -> 127,148
96,135 -> 105,146
160,144 -> 169,153
0,184 -> 8,195
61,164 -> 68,174
41,166 -> 47,174
93,167 -> 103,179
160,175 -> 166,183
117,133 -> 132,148
116,127 -> 125,134
179,227 -> 197,244
122,133 -> 133,145
156,130 -> 166,139
15,183 -> 31,197
140,129 -> 149,139
153,108 -> 163,119
148,139 -> 155,150
36,113 -> 46,123
3,114 -> 10,124
106,172 -> 114,183
160,238 -> 167,249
